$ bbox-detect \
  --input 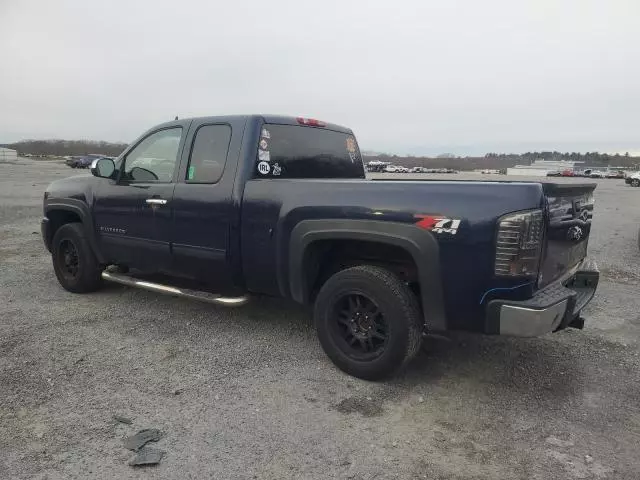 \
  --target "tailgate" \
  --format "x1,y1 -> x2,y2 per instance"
538,183 -> 596,287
